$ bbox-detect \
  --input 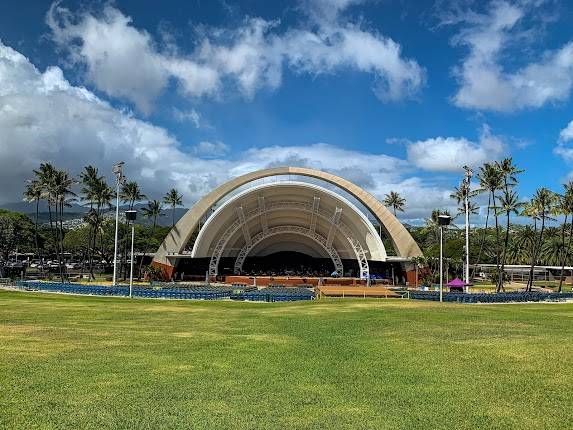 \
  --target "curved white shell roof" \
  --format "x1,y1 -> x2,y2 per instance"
192,181 -> 387,262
